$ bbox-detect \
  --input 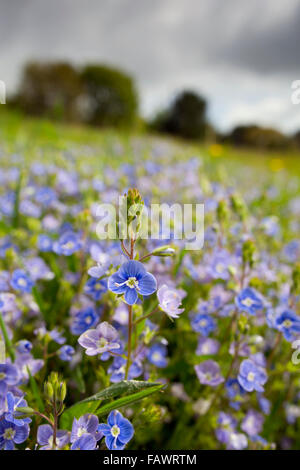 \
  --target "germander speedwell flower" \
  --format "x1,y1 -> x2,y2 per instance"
108,260 -> 157,305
